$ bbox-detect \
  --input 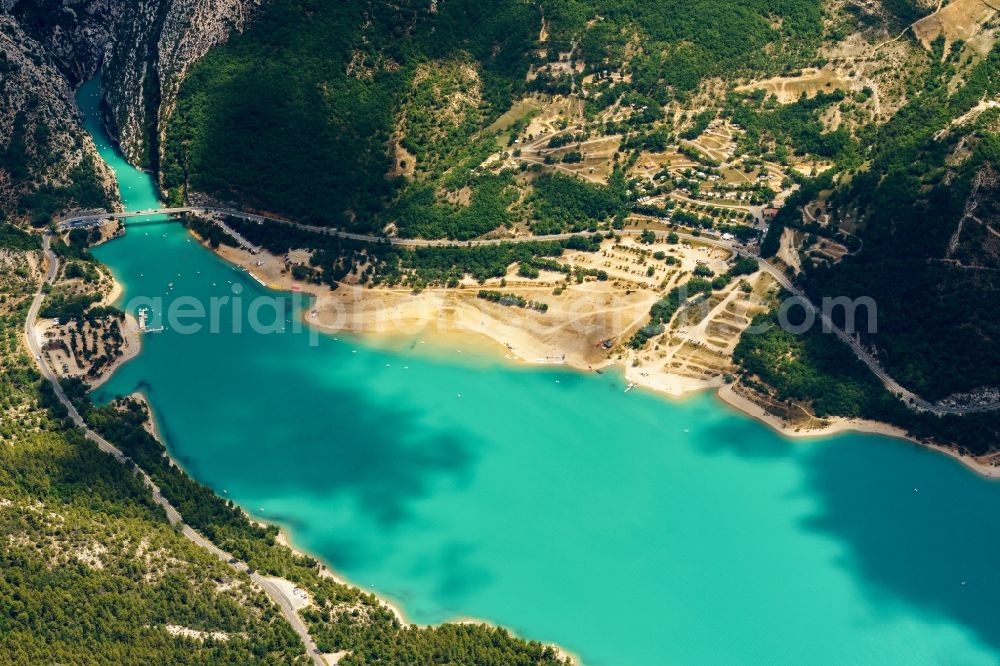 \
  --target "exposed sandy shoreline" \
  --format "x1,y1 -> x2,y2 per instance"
98,226 -> 996,665
212,238 -> 730,397
207,235 -> 1000,481
716,383 -> 1000,479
